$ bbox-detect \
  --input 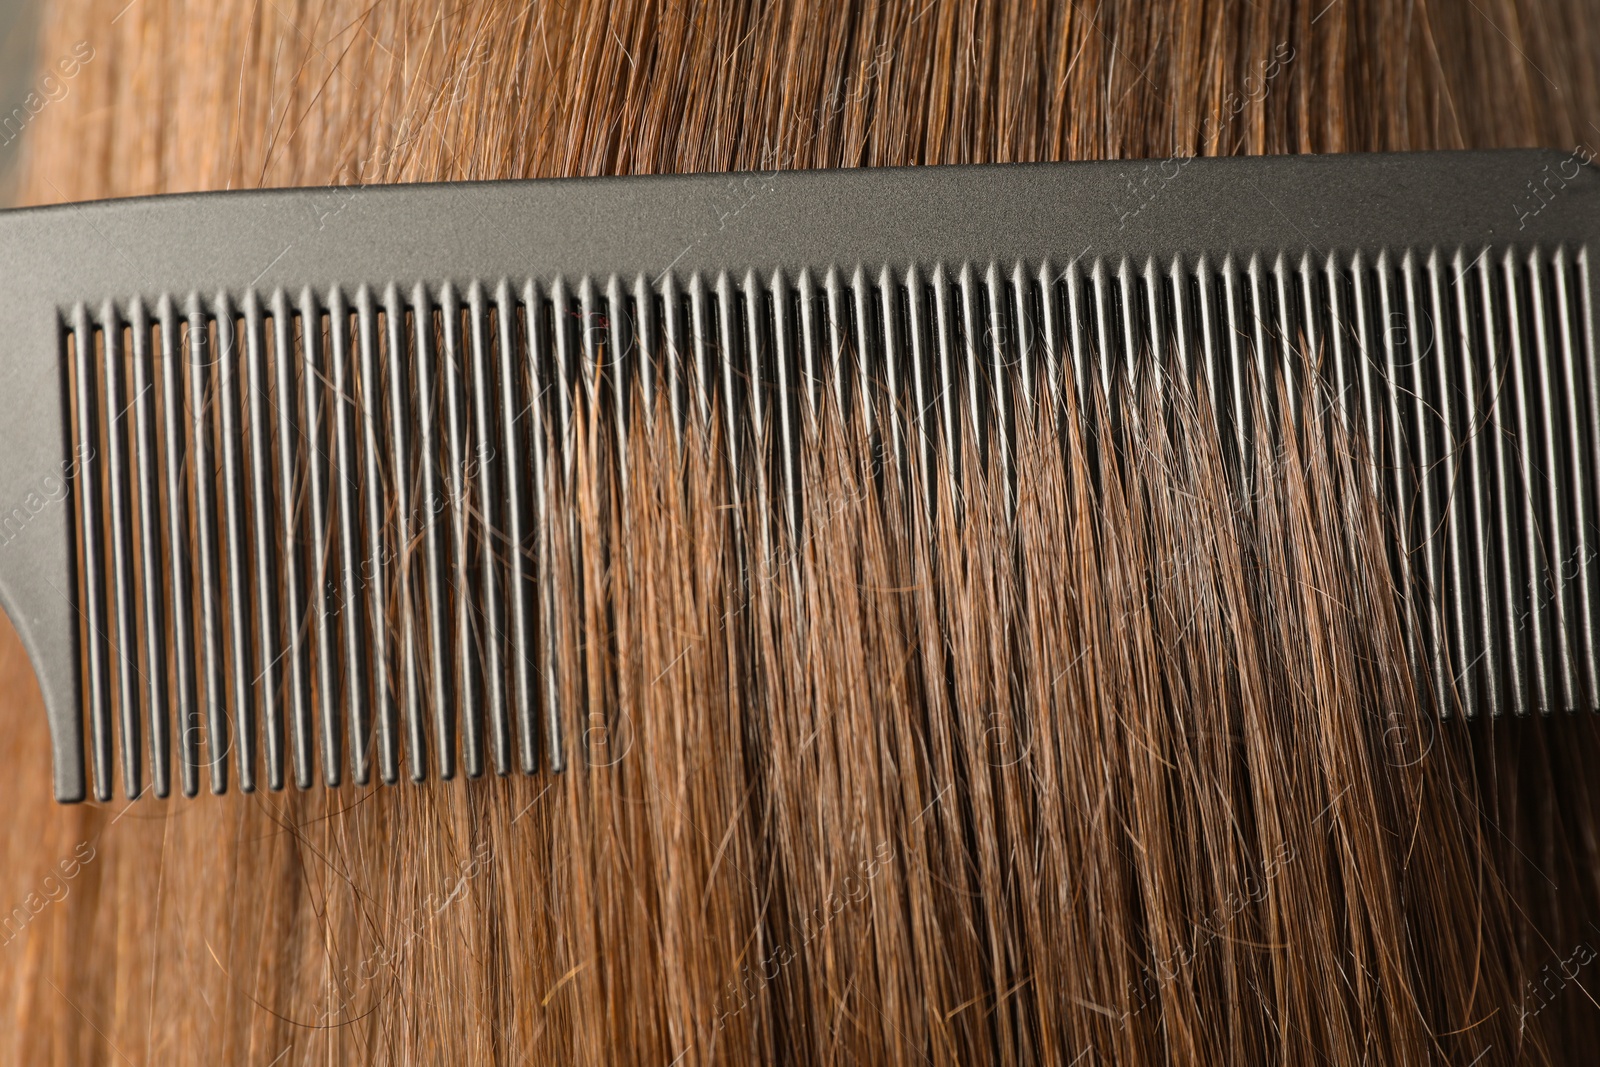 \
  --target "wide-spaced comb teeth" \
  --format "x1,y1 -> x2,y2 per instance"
0,151 -> 1596,802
